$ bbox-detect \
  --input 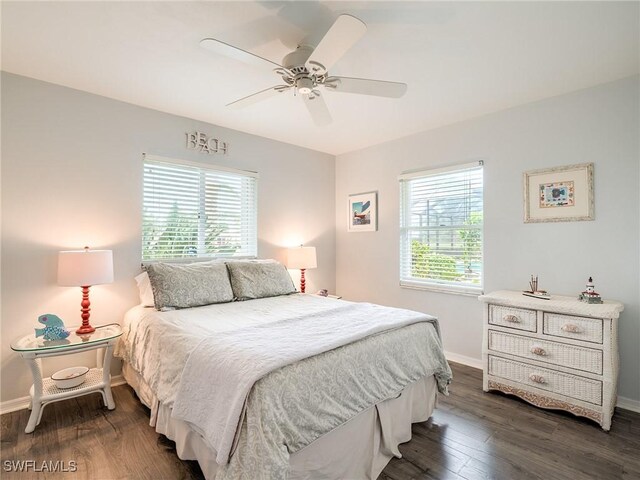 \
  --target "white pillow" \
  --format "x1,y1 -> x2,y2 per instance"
134,271 -> 155,307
